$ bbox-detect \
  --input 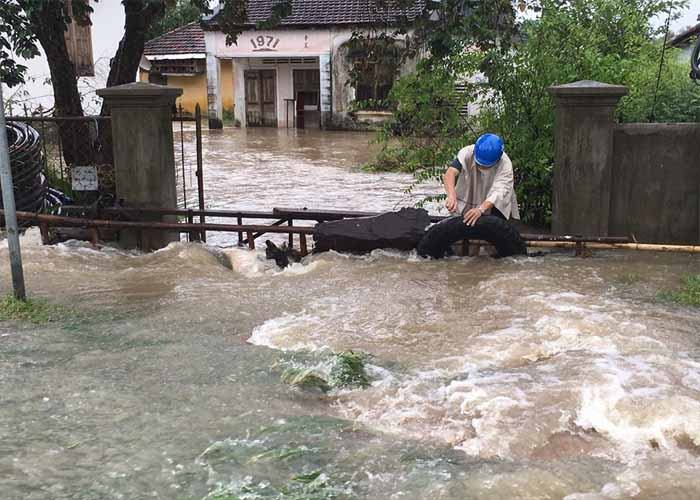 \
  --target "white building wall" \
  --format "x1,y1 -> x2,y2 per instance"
233,58 -> 248,126
205,26 -> 417,128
